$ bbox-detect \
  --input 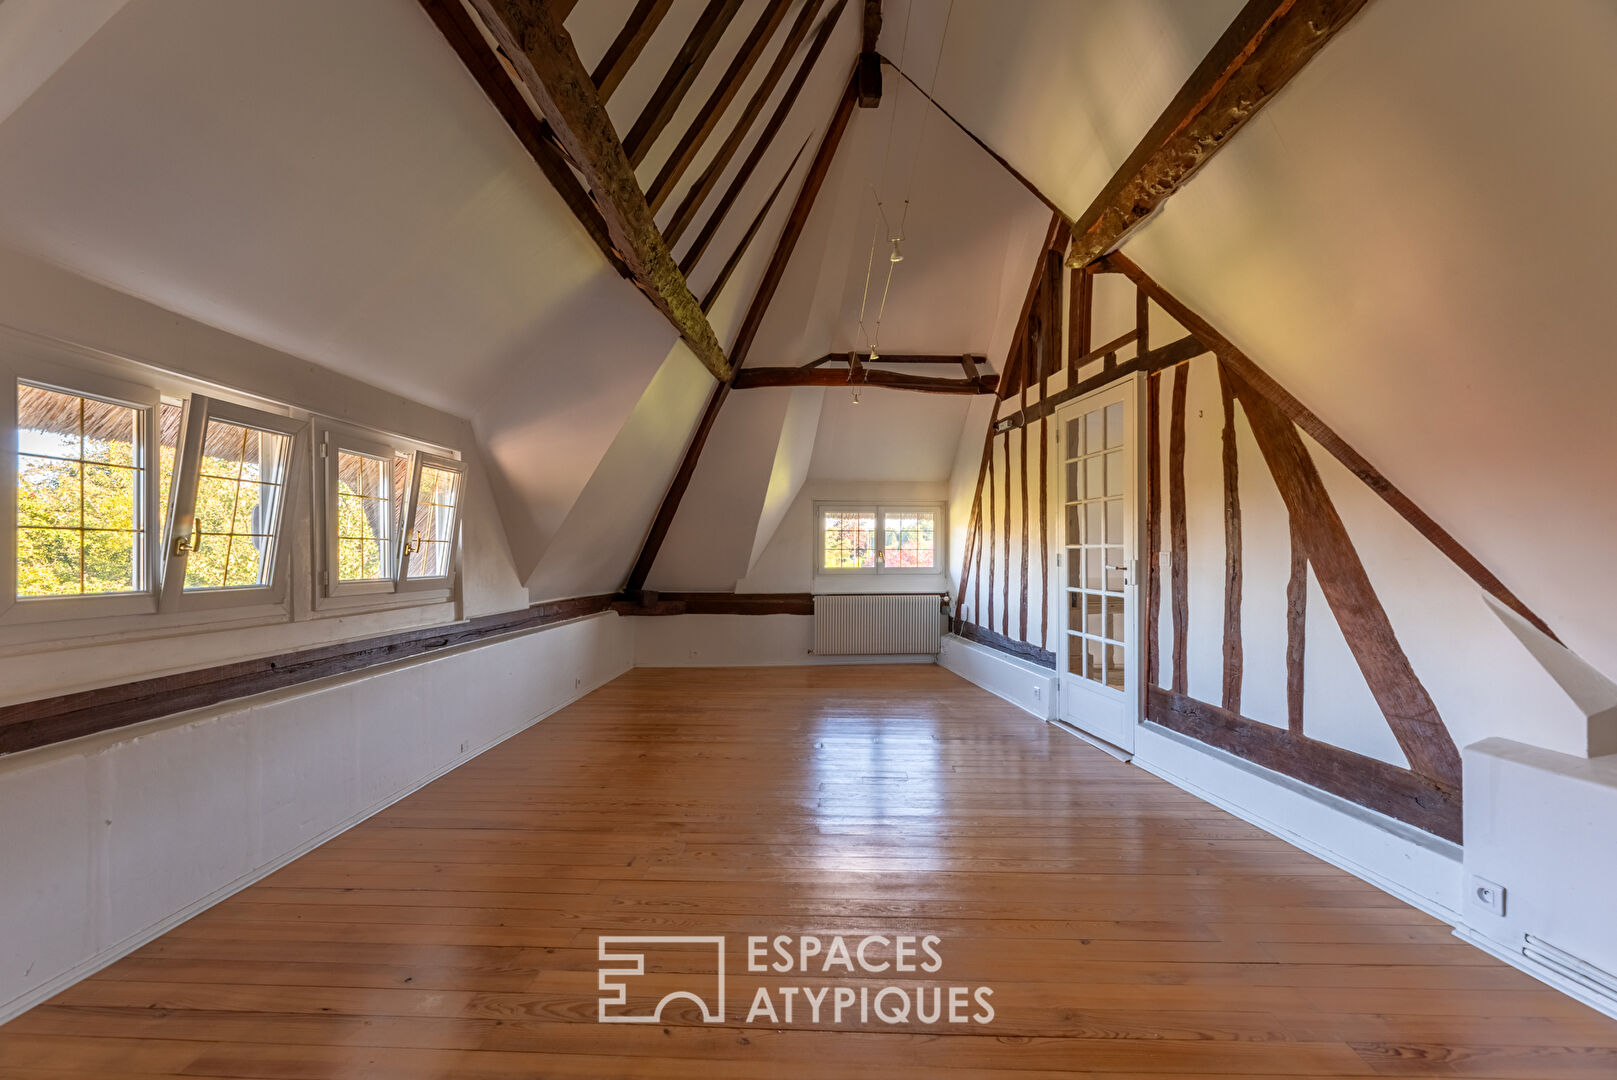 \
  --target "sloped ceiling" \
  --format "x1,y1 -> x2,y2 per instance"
3,0 -> 1606,668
